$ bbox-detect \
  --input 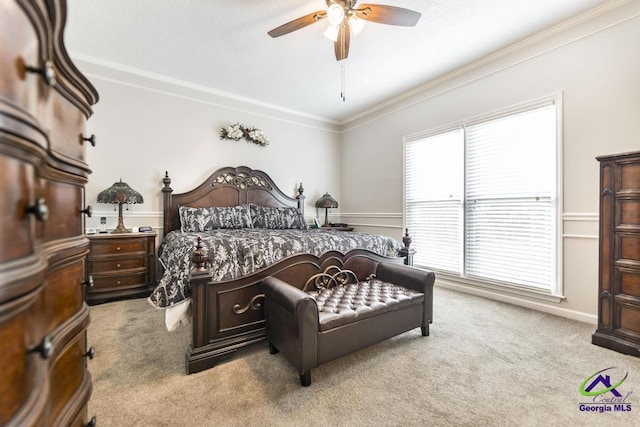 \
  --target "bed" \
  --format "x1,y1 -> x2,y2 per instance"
151,166 -> 414,374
